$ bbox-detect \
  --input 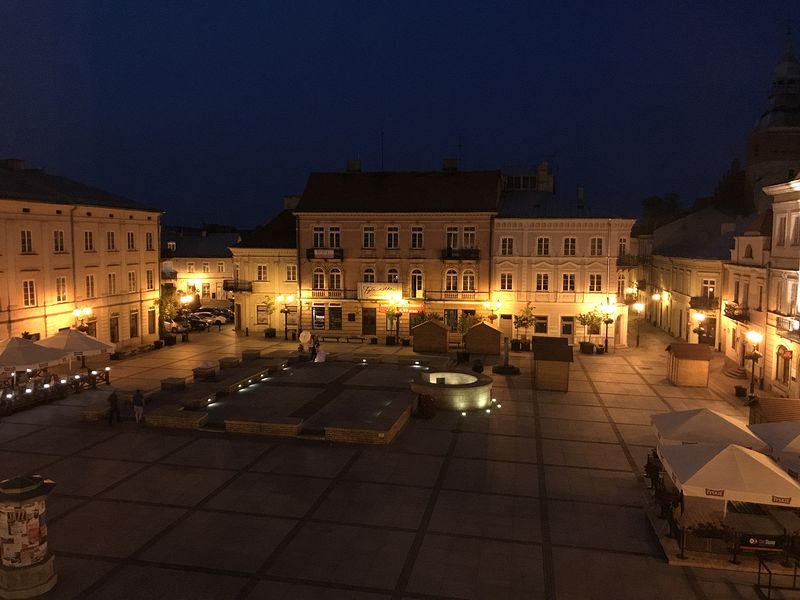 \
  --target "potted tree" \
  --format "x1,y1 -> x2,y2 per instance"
576,310 -> 603,354
512,302 -> 534,351
261,297 -> 277,338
